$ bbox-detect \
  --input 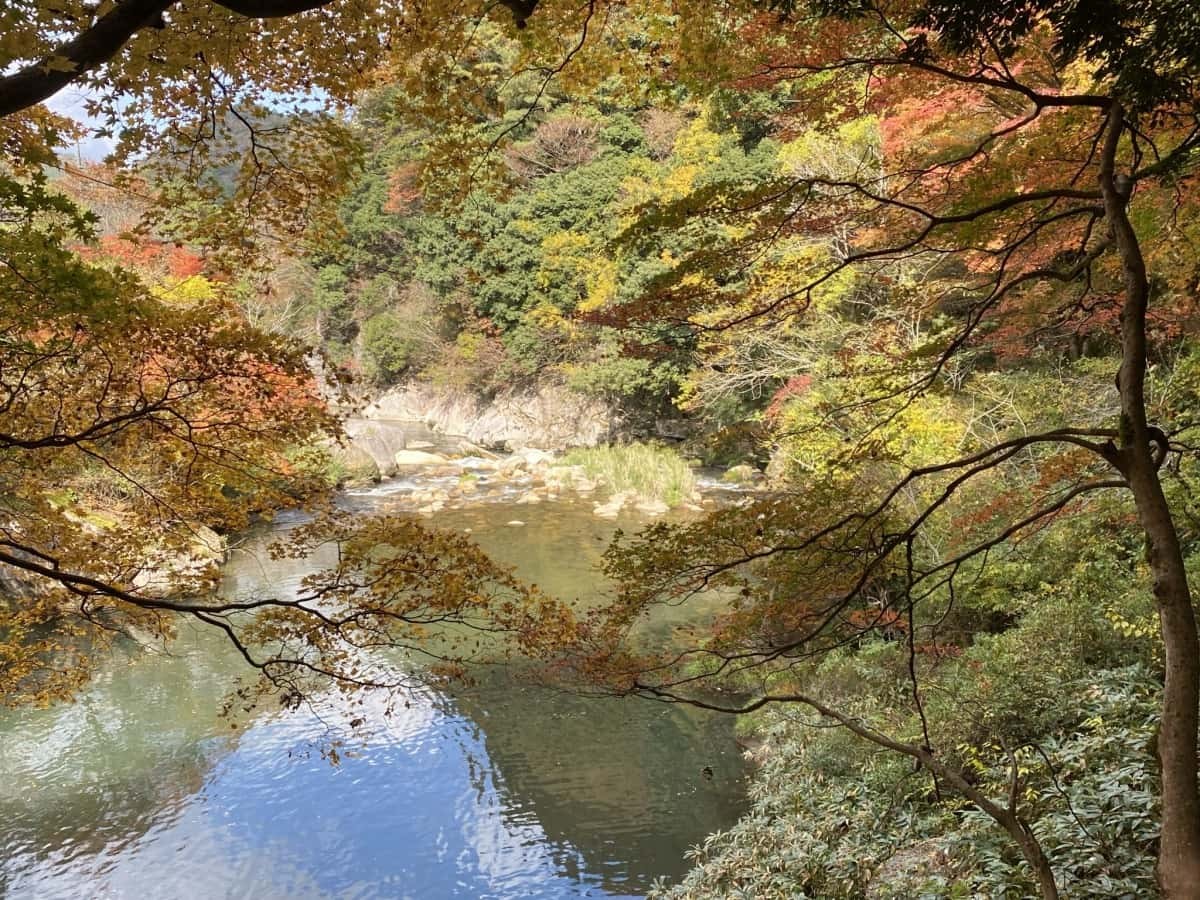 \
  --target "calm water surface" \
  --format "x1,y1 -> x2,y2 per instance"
0,450 -> 748,899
